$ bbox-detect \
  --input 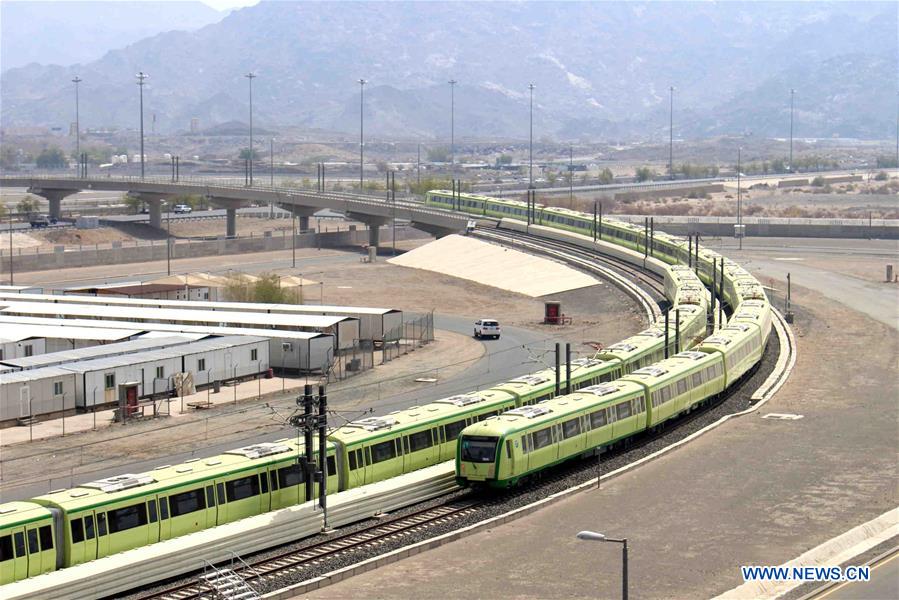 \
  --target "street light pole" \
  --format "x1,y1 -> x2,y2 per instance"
789,88 -> 795,172
245,72 -> 256,186
72,76 -> 82,175
577,531 -> 628,600
136,71 -> 148,179
449,79 -> 457,170
669,85 -> 675,180
166,200 -> 171,275
569,145 -> 573,203
528,83 -> 535,188
737,146 -> 743,251
359,79 -> 367,190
